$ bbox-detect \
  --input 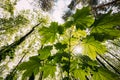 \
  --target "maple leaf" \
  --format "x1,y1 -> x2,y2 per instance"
64,6 -> 94,29
39,22 -> 59,44
38,46 -> 52,60
92,67 -> 120,80
73,69 -> 87,80
17,56 -> 41,80
41,64 -> 56,78
81,36 -> 106,60
91,13 -> 120,41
